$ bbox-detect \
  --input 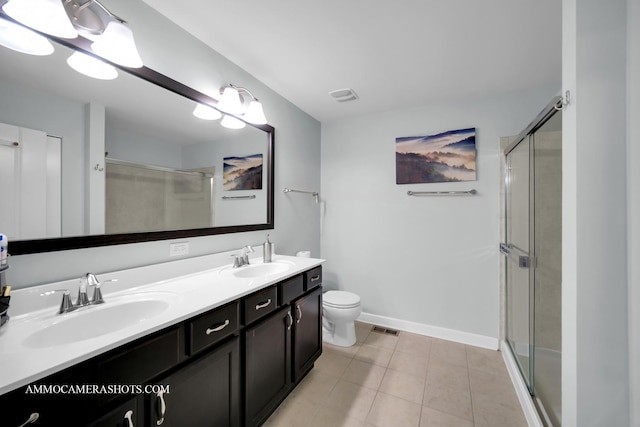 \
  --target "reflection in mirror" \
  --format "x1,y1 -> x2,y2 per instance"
0,18 -> 274,254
